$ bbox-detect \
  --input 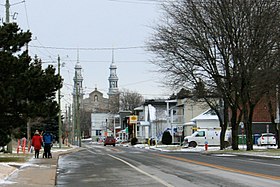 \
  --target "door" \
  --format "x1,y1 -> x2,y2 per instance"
195,130 -> 206,145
